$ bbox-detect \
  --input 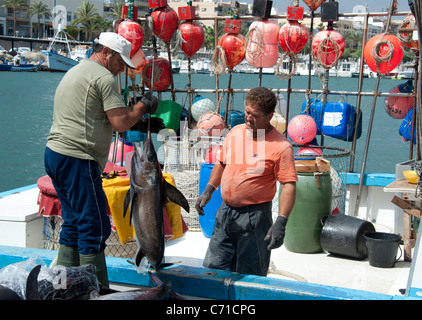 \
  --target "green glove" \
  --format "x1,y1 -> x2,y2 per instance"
265,215 -> 288,250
